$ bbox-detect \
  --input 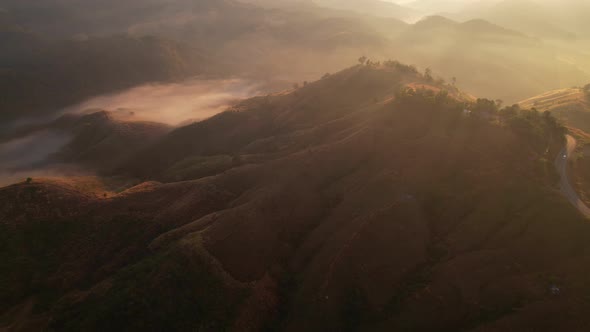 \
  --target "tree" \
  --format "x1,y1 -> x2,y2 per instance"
358,56 -> 367,65
26,177 -> 32,184
424,67 -> 433,81
499,104 -> 519,122
472,98 -> 498,118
